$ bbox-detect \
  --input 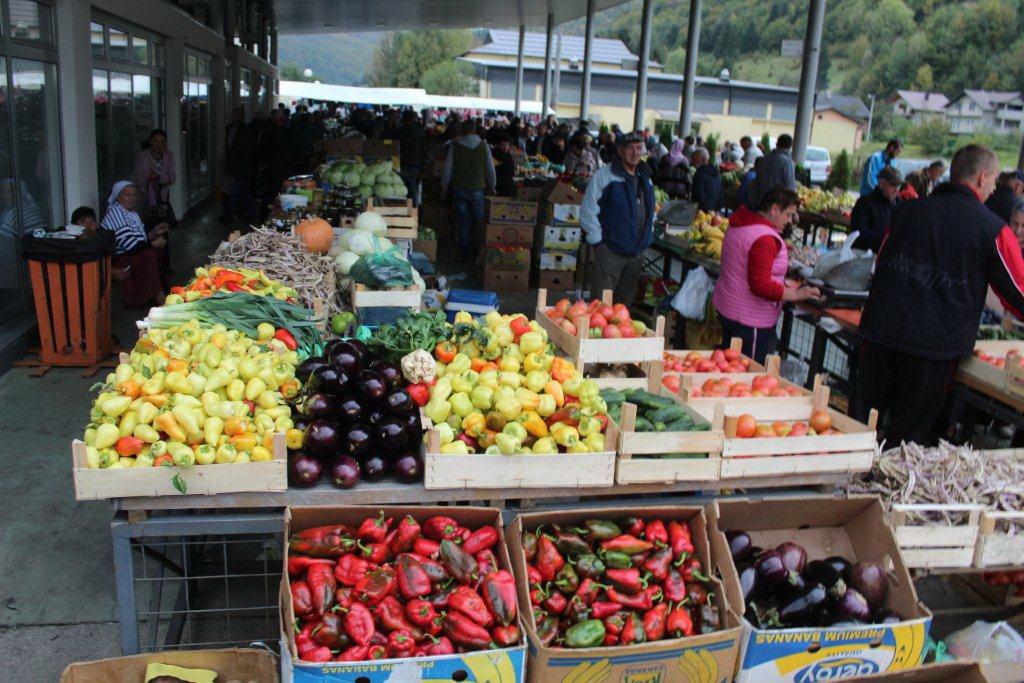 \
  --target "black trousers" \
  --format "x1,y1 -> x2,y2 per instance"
850,341 -> 957,446
718,313 -> 779,365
